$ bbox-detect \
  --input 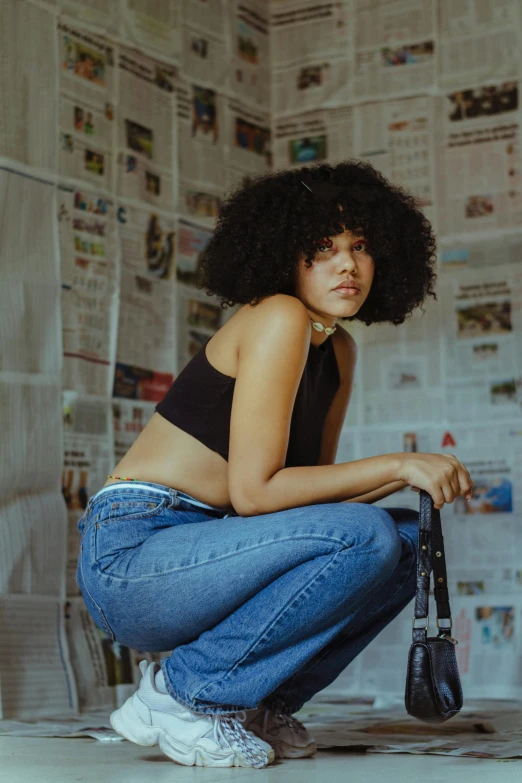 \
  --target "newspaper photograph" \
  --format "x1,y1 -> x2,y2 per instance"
438,0 -> 520,88
353,0 -> 435,100
117,48 -> 177,211
176,78 -> 227,186
59,22 -> 115,192
178,178 -> 223,227
226,97 -> 271,174
59,186 -> 119,396
435,78 -> 521,236
271,0 -> 352,116
0,0 -> 58,171
182,0 -> 230,91
113,203 -> 177,401
121,0 -> 182,62
273,106 -> 355,169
